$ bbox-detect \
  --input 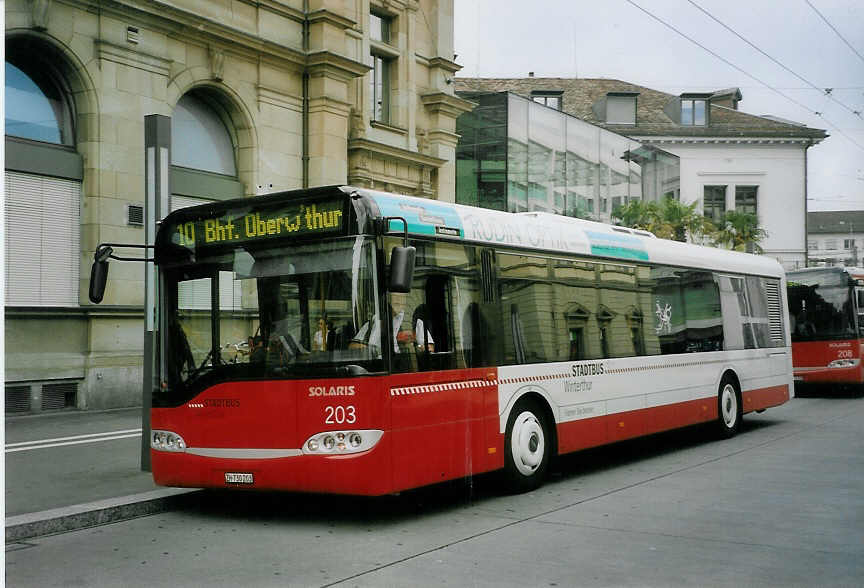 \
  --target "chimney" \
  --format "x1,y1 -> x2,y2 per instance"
528,72 -> 534,78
